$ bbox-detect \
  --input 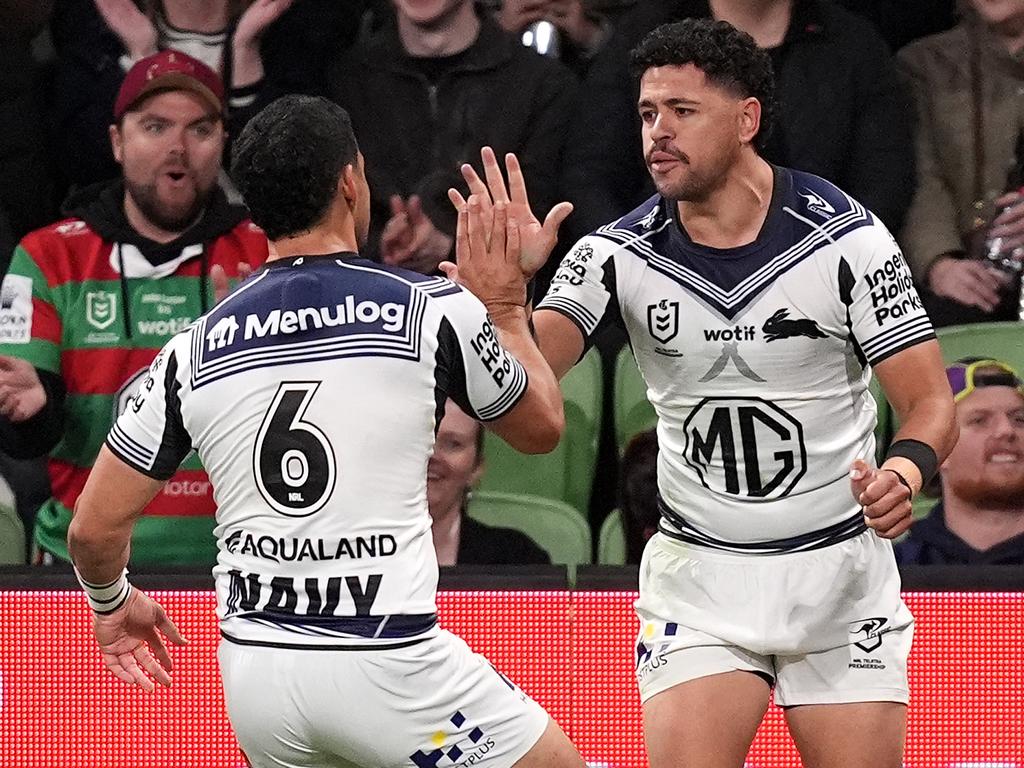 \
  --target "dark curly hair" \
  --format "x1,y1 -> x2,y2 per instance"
230,95 -> 359,240
629,18 -> 777,153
